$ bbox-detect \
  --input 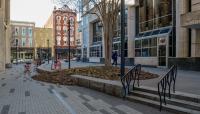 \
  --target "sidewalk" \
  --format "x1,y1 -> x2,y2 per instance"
38,61 -> 103,72
141,67 -> 200,95
38,61 -> 200,95
0,64 -> 172,114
